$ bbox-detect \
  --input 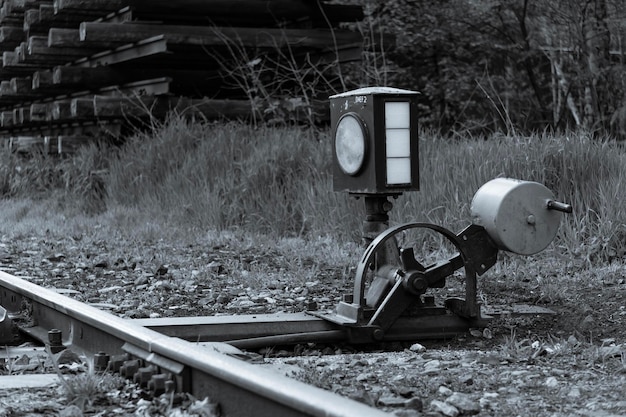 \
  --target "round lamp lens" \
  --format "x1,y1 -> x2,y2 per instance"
335,114 -> 366,175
